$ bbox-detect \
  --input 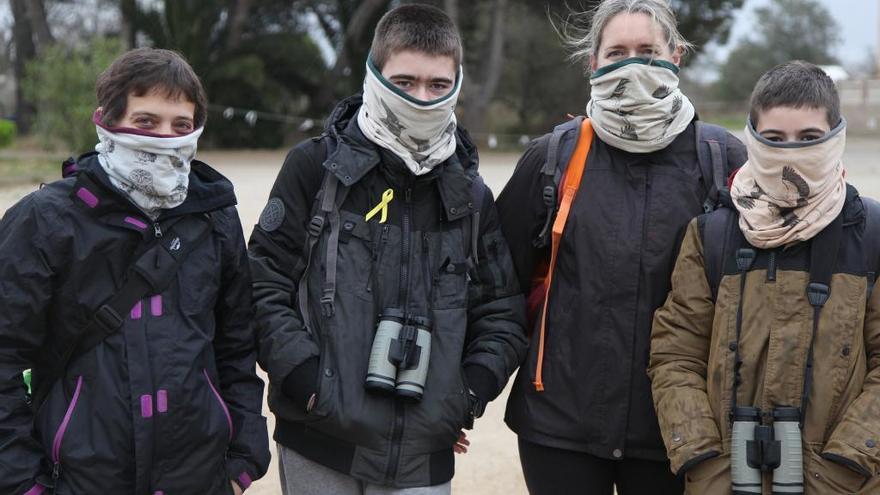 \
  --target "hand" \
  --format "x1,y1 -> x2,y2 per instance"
231,480 -> 243,495
453,430 -> 470,454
